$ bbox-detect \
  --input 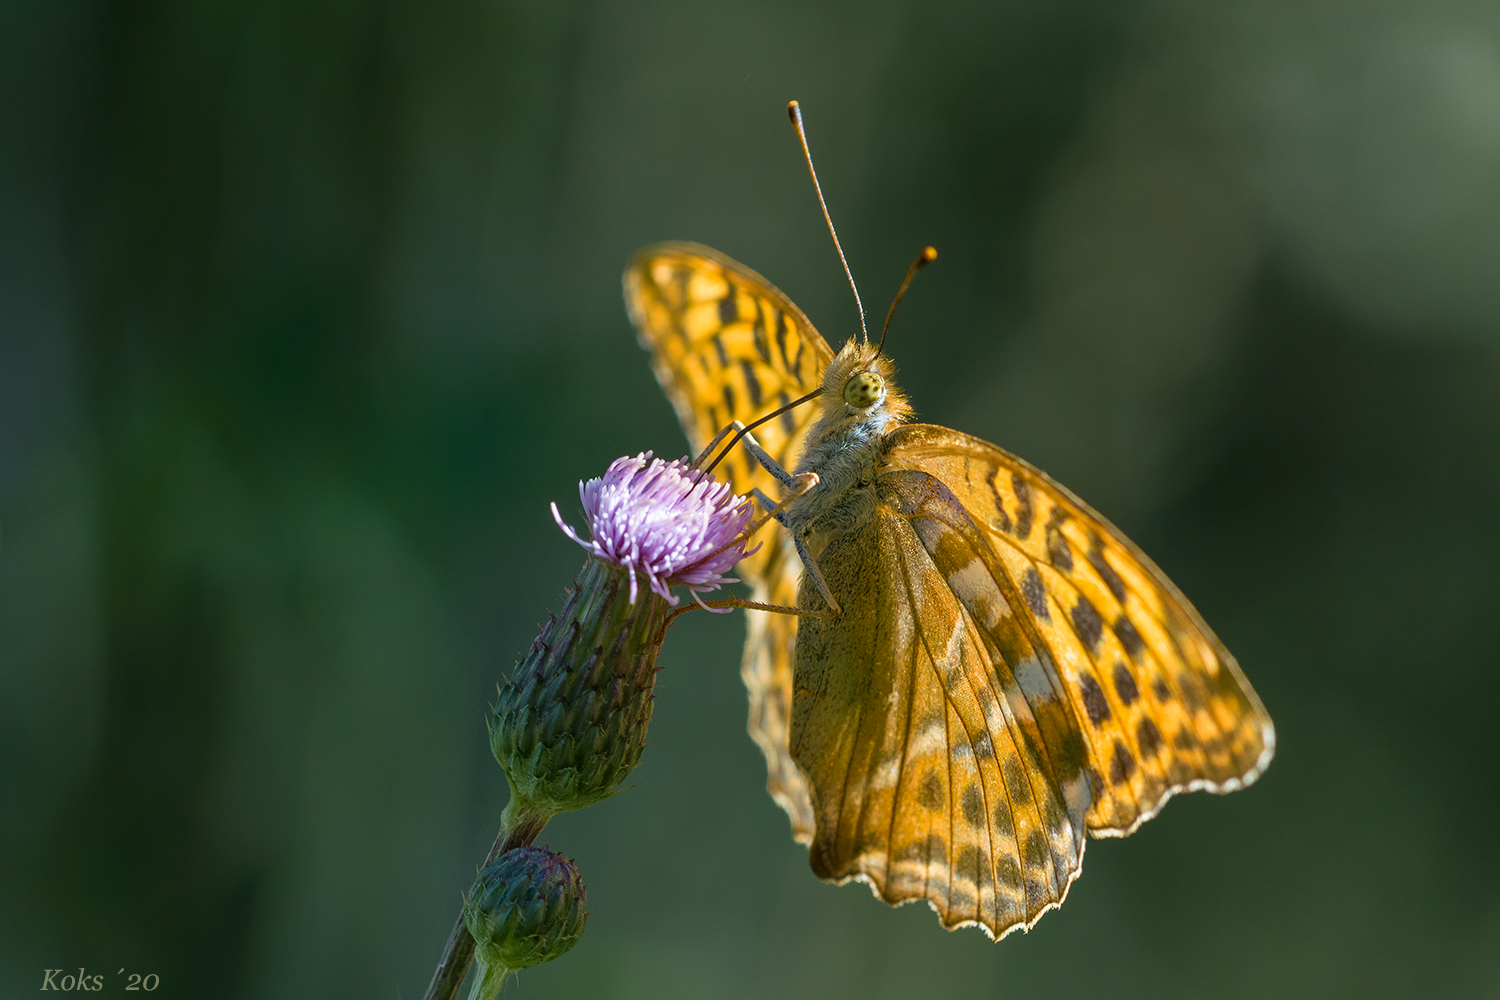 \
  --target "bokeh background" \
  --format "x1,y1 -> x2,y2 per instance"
4,0 -> 1500,996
